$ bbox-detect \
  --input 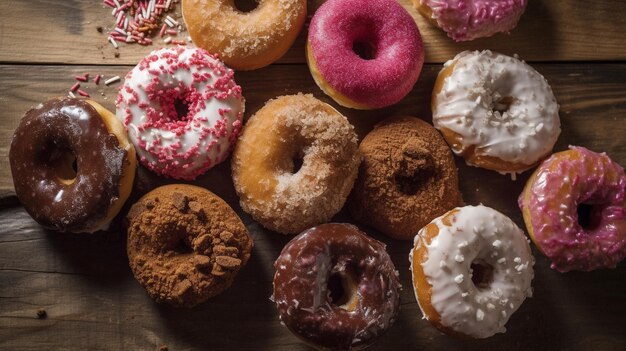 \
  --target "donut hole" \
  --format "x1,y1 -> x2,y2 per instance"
292,156 -> 304,173
172,238 -> 193,255
327,271 -> 358,311
470,259 -> 494,289
352,40 -> 376,60
234,0 -> 259,13
493,96 -> 515,114
46,145 -> 78,184
174,98 -> 190,121
577,203 -> 602,230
